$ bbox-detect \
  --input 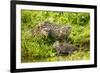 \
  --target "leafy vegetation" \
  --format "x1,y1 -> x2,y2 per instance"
21,10 -> 90,62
